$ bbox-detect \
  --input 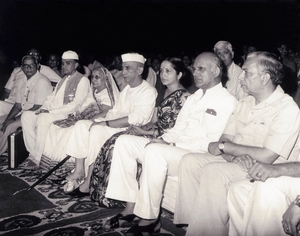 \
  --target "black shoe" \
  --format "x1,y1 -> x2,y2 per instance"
67,187 -> 89,198
105,213 -> 137,229
125,219 -> 161,236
